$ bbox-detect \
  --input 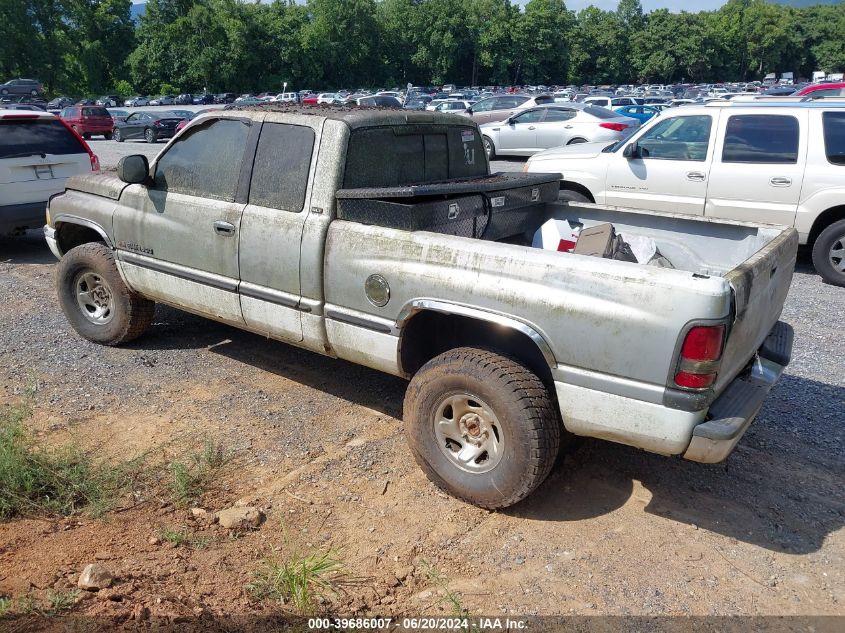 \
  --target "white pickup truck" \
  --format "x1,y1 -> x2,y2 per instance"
45,107 -> 797,509
526,101 -> 845,286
